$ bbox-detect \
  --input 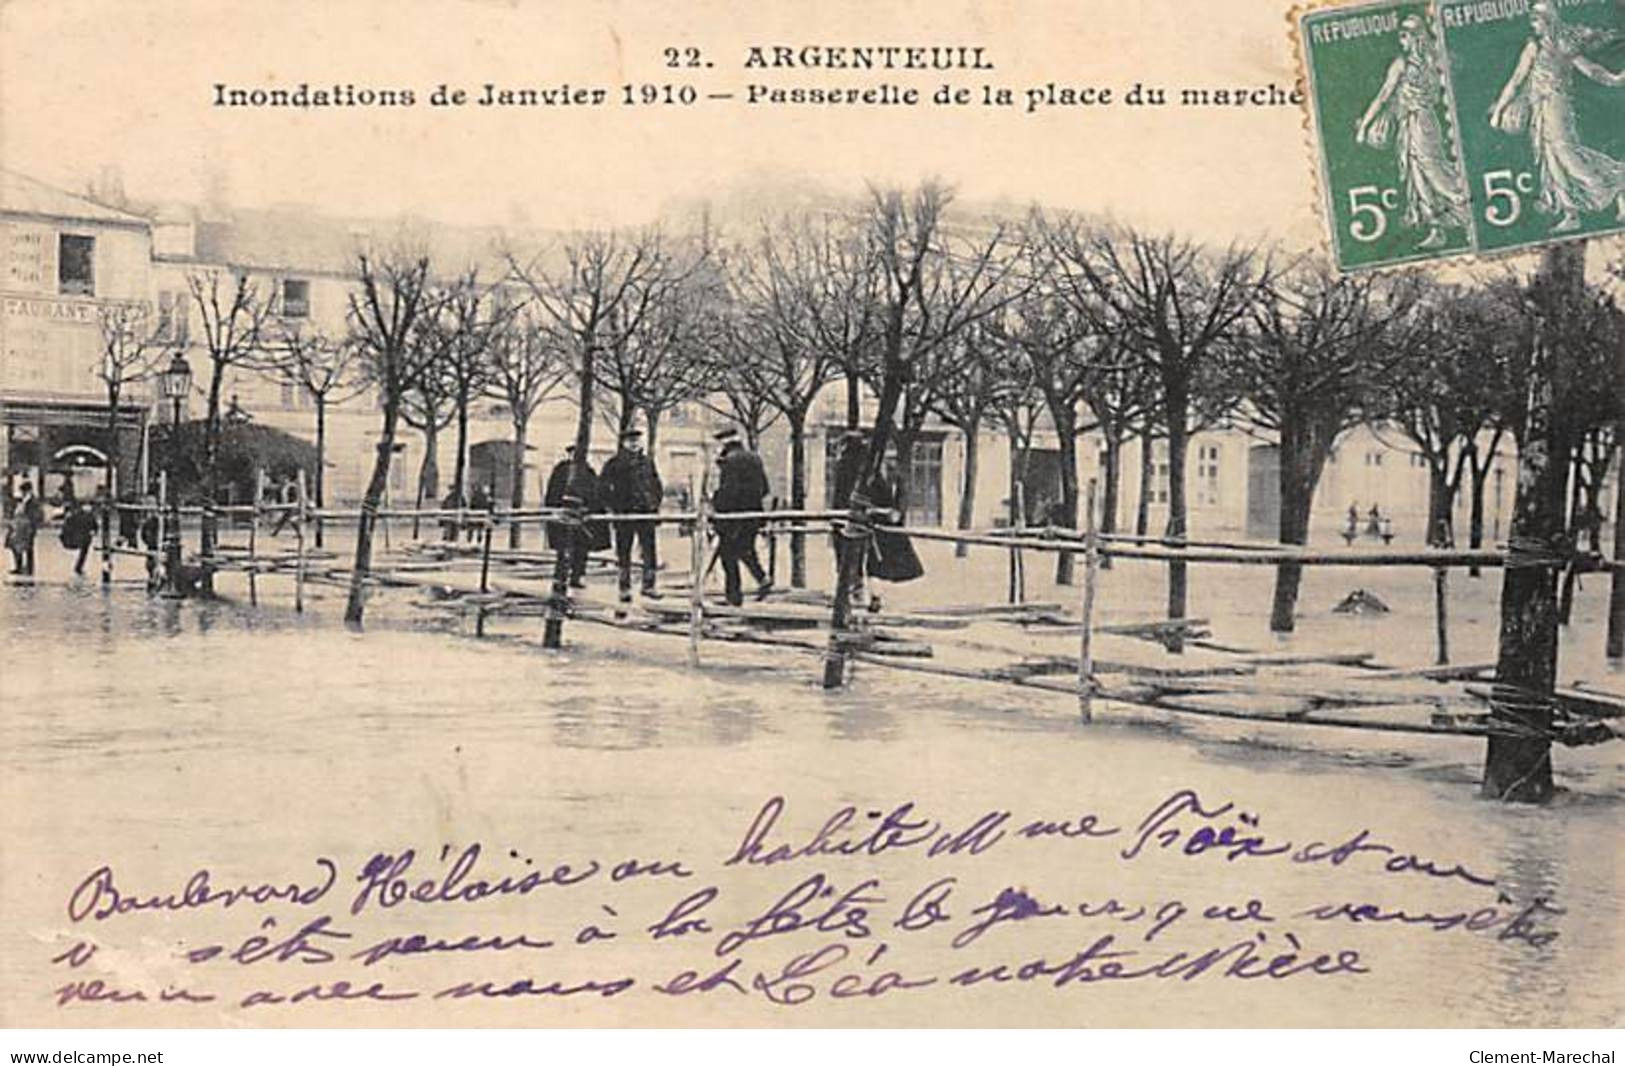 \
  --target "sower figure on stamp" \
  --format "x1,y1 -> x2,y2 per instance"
711,426 -> 773,607
545,443 -> 606,589
600,426 -> 662,608
1489,1 -> 1625,233
1355,15 -> 1470,250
